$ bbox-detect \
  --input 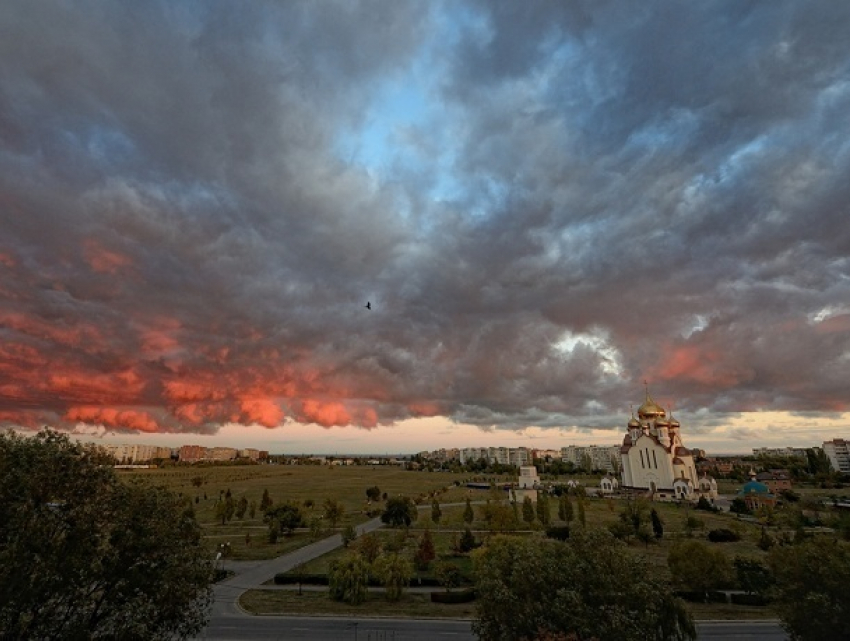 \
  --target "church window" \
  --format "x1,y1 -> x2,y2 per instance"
639,450 -> 645,468
652,451 -> 658,468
